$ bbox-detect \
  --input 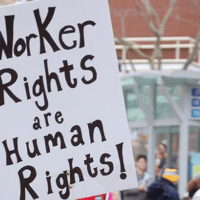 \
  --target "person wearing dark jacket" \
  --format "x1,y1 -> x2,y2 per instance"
121,155 -> 152,200
147,168 -> 180,200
